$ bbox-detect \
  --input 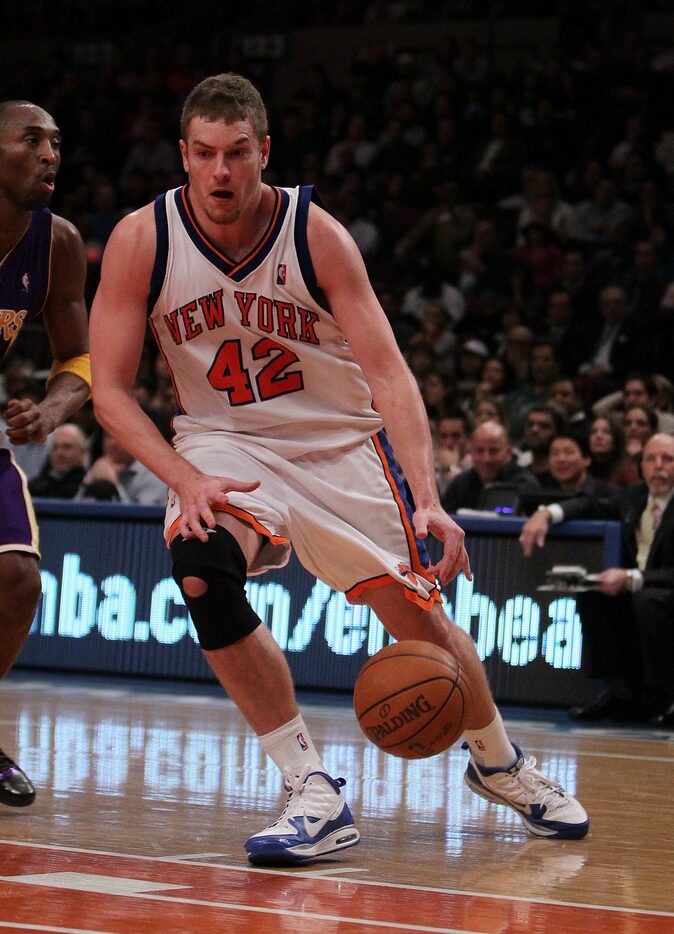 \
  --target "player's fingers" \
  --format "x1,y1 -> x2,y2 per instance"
221,478 -> 261,493
414,515 -> 428,540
